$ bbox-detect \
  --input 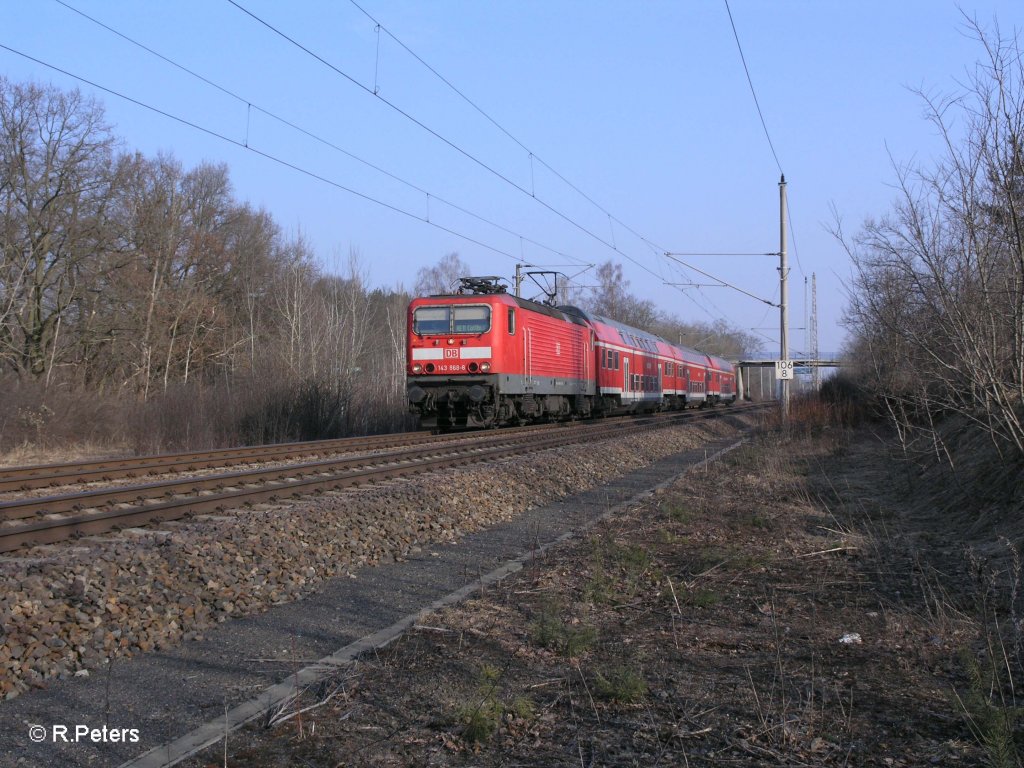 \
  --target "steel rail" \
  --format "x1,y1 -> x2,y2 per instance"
0,404 -> 765,552
0,422 -> 566,492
